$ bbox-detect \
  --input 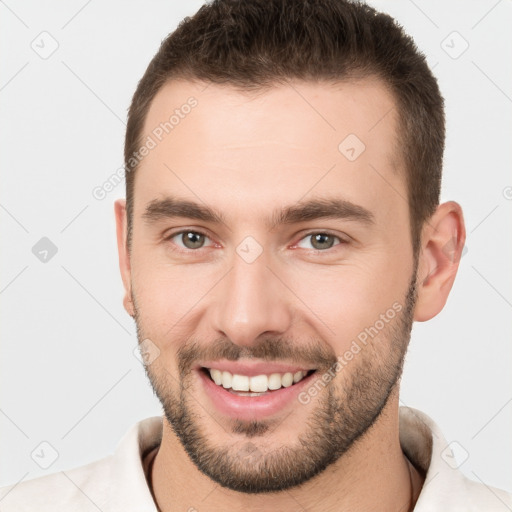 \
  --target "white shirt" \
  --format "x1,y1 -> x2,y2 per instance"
1,406 -> 510,511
